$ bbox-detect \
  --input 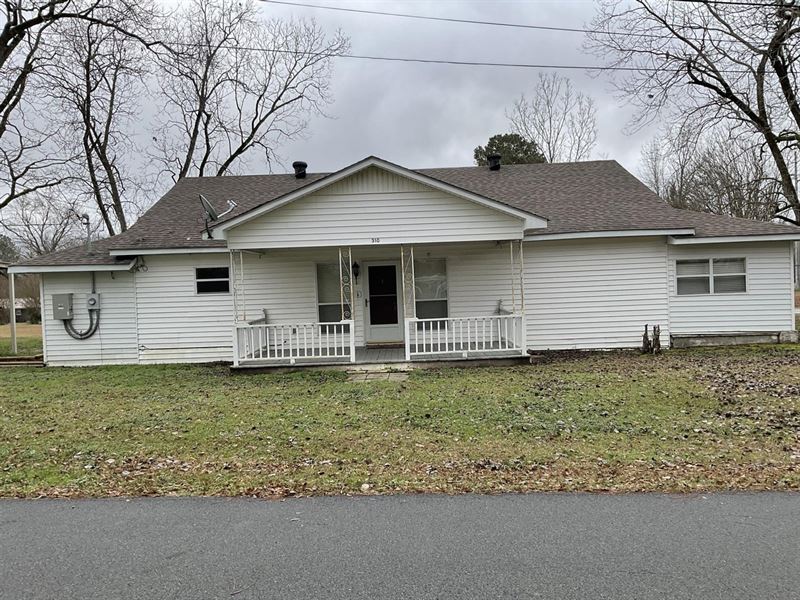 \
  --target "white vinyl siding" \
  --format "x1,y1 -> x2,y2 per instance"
225,166 -> 525,249
523,238 -> 670,350
668,242 -> 795,334
135,254 -> 234,363
40,271 -> 138,366
35,239 -> 797,366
